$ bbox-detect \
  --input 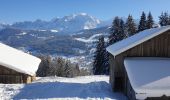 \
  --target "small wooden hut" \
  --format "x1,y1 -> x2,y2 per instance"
0,43 -> 41,83
106,26 -> 170,100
